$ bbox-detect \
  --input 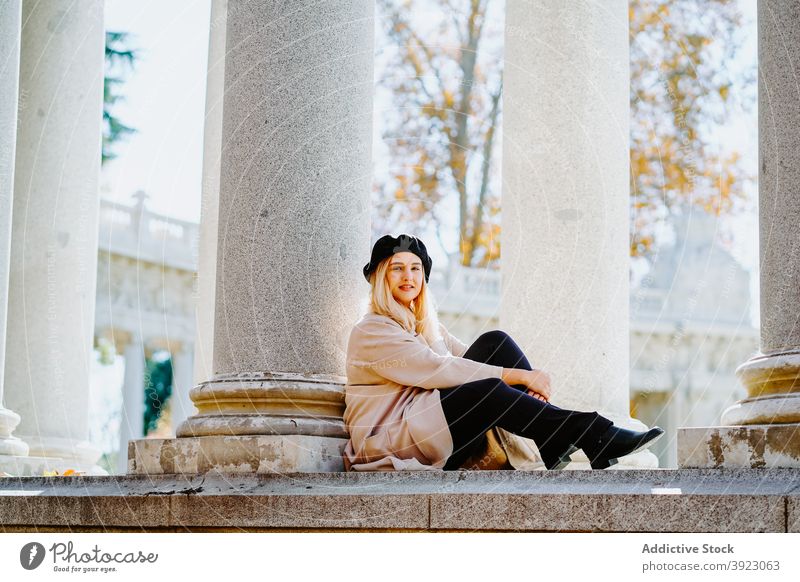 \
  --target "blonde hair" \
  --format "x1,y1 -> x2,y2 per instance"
368,255 -> 442,346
